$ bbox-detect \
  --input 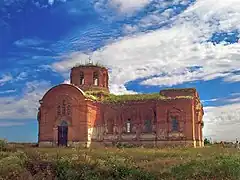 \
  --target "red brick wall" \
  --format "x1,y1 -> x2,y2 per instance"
85,98 -> 200,145
70,66 -> 109,92
156,99 -> 194,141
38,81 -> 203,147
38,84 -> 88,143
